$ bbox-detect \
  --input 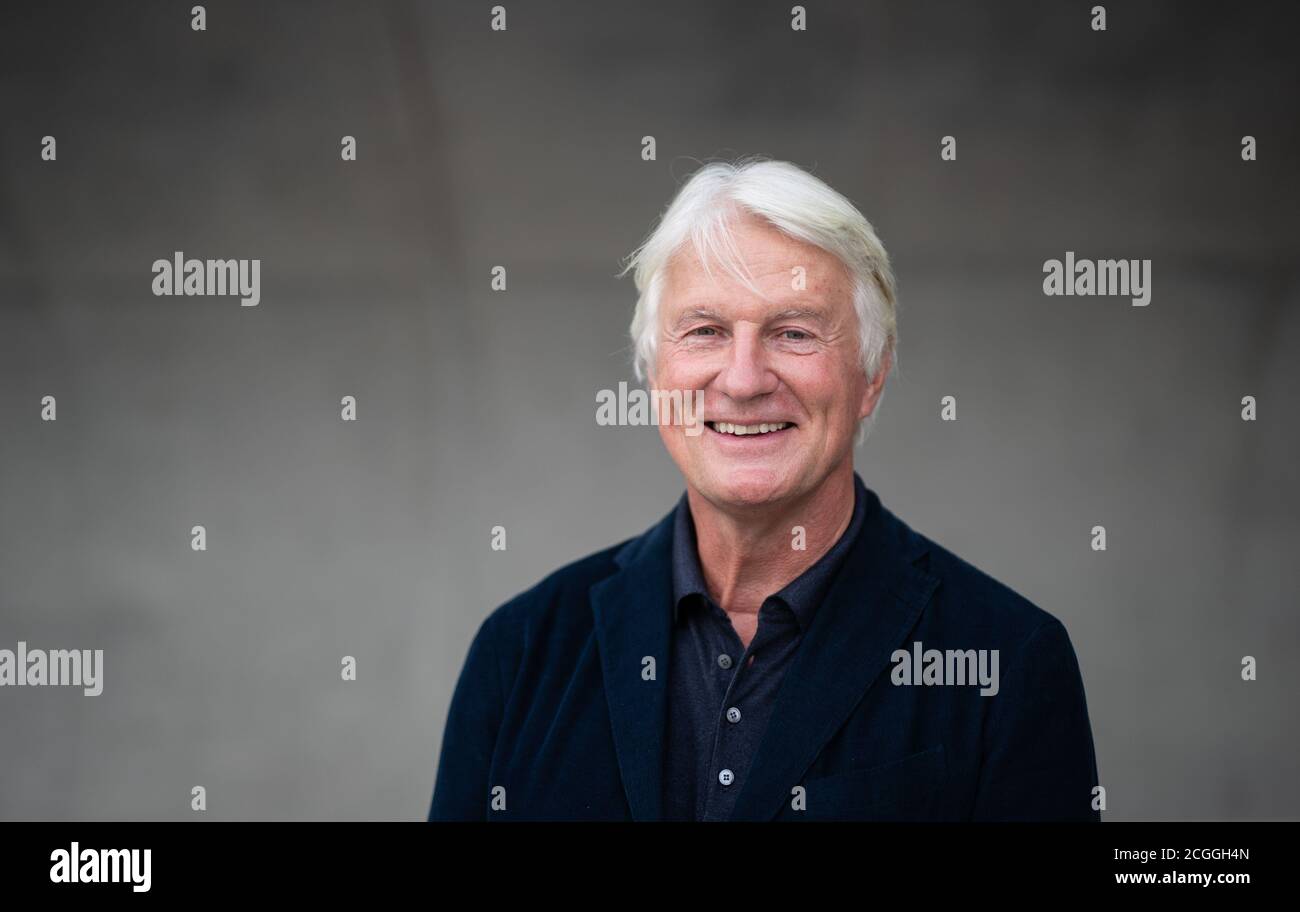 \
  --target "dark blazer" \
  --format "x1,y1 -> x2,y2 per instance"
429,485 -> 1101,821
